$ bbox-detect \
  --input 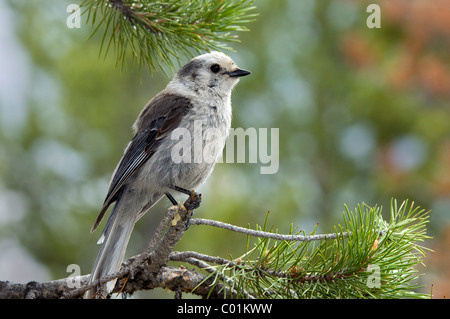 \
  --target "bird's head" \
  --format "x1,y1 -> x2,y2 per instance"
175,51 -> 251,95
